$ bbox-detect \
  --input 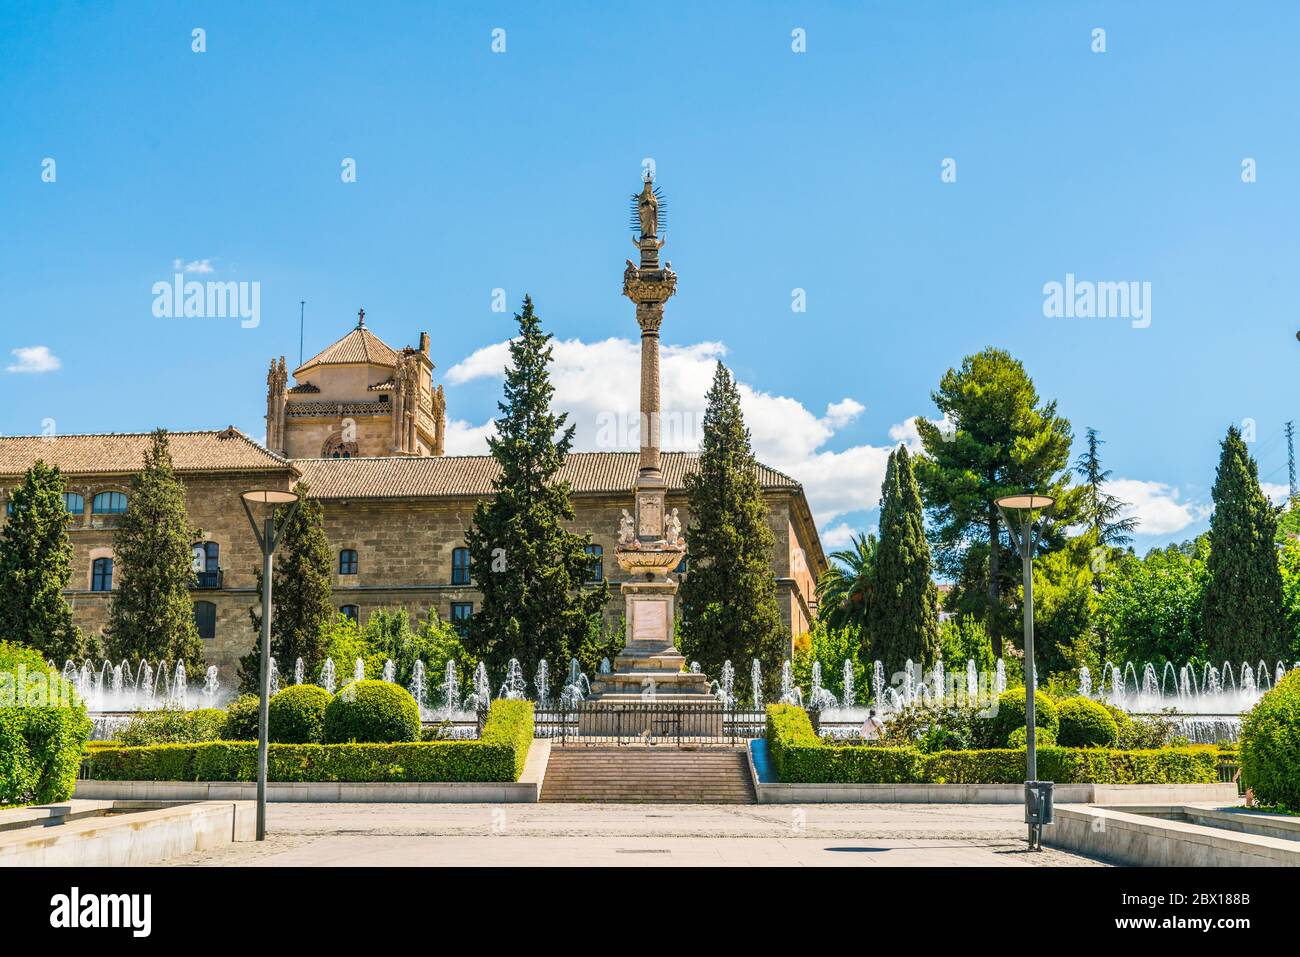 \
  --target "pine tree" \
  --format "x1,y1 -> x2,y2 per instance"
1075,427 -> 1138,547
1073,426 -> 1136,663
865,446 -> 939,673
238,483 -> 333,693
913,348 -> 1082,655
1203,425 -> 1290,664
104,429 -> 205,669
678,362 -> 787,700
463,297 -> 611,676
0,461 -> 89,662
